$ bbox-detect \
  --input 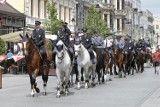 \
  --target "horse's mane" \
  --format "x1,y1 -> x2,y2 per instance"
27,38 -> 39,57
